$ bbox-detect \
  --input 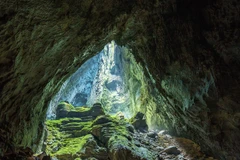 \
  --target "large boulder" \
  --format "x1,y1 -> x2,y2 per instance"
130,112 -> 148,132
91,103 -> 105,117
56,102 -> 75,119
108,135 -> 154,160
